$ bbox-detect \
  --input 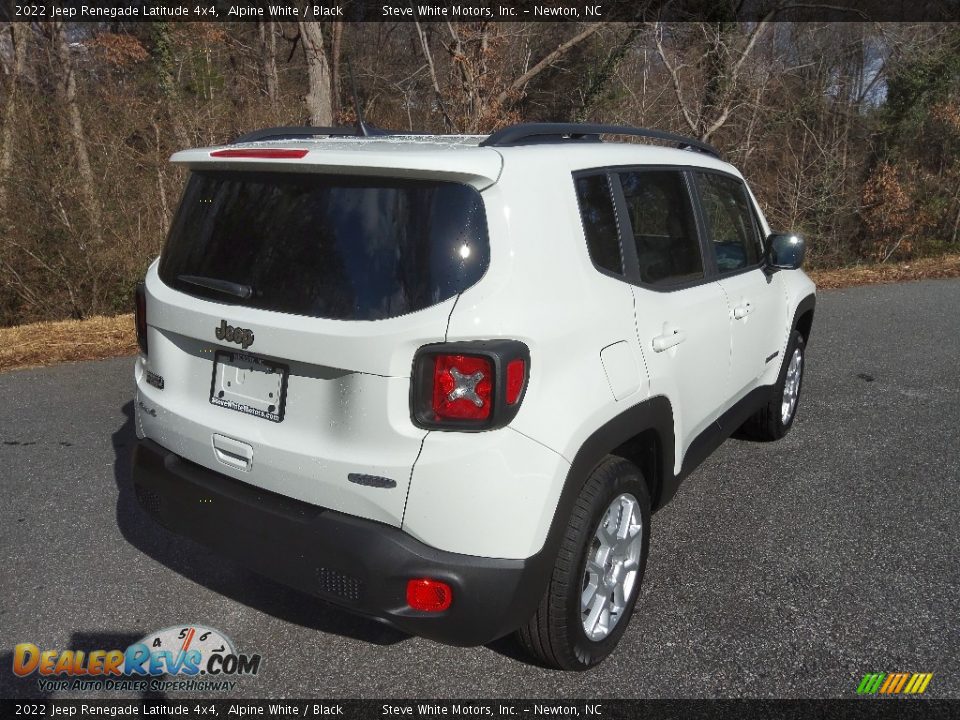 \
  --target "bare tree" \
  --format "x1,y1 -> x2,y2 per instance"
51,21 -> 102,246
298,18 -> 333,125
0,23 -> 28,217
258,19 -> 279,104
654,18 -> 773,142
